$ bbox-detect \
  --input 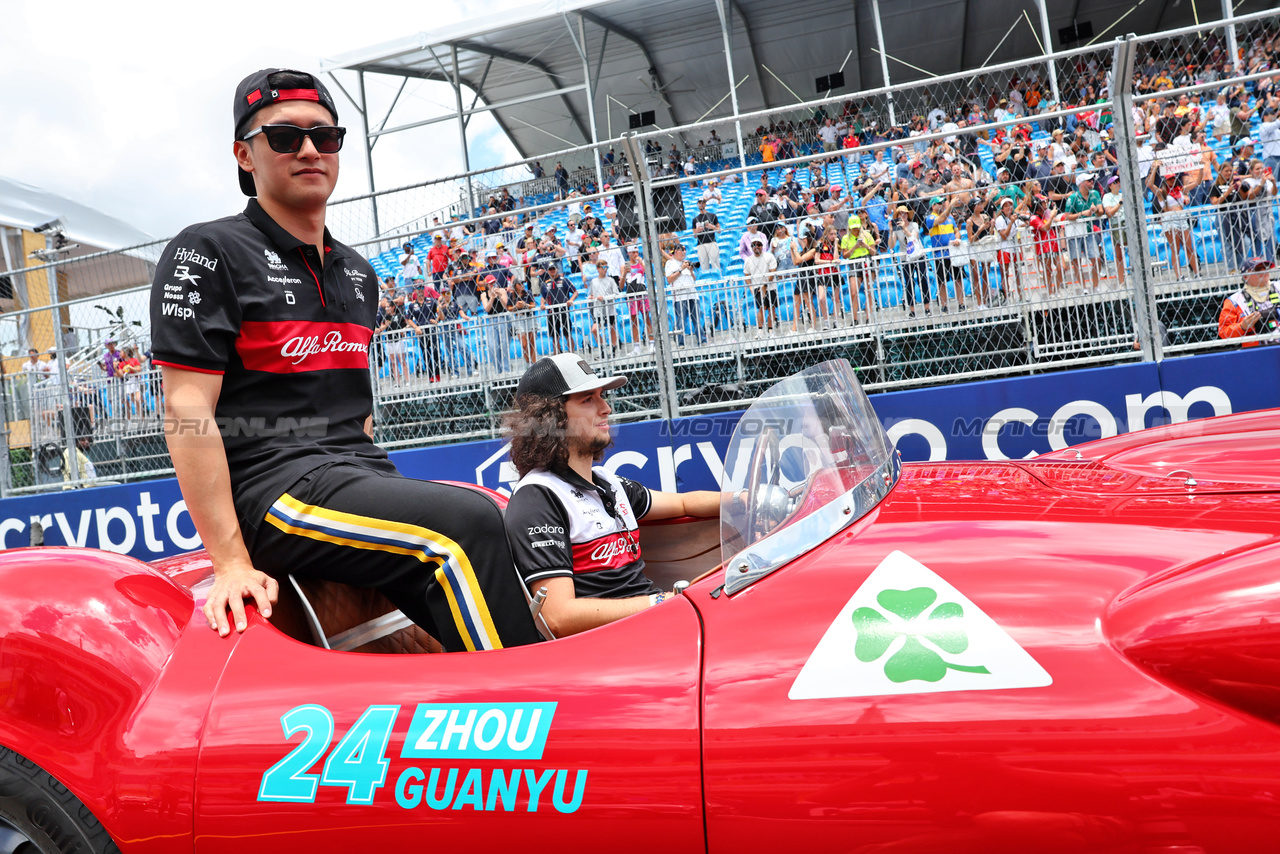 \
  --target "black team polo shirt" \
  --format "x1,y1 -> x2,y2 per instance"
150,199 -> 397,536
